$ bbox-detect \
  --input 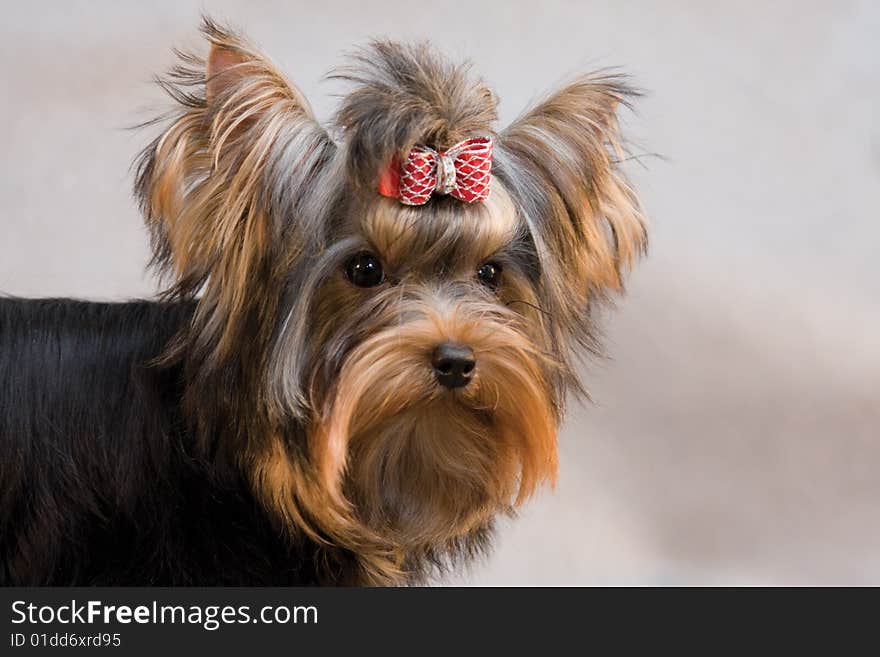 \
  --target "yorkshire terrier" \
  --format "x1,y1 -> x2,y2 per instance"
0,18 -> 646,585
